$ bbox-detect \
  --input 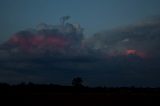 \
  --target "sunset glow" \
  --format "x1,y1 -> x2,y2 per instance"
125,49 -> 148,58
